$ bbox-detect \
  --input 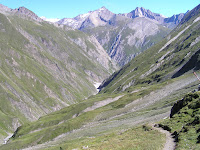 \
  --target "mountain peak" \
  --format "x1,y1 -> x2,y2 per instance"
96,6 -> 111,13
135,7 -> 146,11
99,6 -> 110,11
131,7 -> 152,18
15,6 -> 35,15
12,6 -> 42,22
125,7 -> 167,23
99,6 -> 107,10
0,5 -> 42,22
